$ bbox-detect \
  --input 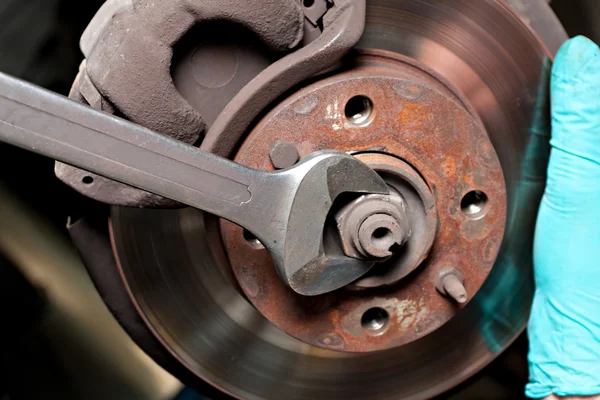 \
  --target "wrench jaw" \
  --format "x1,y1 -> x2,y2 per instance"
274,151 -> 389,296
288,253 -> 375,297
